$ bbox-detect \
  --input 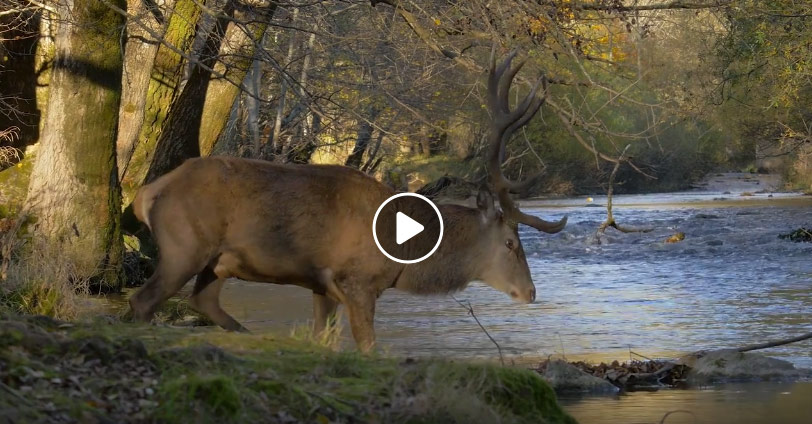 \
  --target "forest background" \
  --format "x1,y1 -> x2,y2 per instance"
0,0 -> 810,297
